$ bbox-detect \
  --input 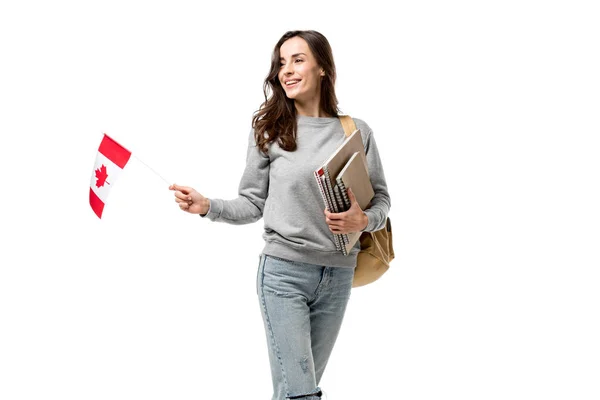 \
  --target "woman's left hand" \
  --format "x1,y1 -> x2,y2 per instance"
324,188 -> 369,234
